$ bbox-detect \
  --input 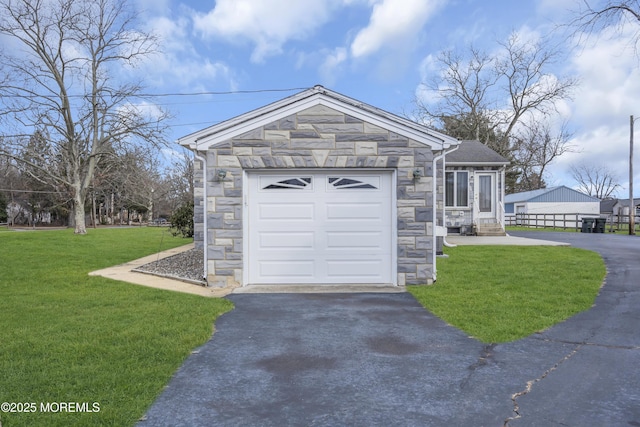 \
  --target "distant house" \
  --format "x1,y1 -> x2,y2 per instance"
600,198 -> 618,216
505,186 -> 600,227
444,140 -> 510,236
601,198 -> 640,222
